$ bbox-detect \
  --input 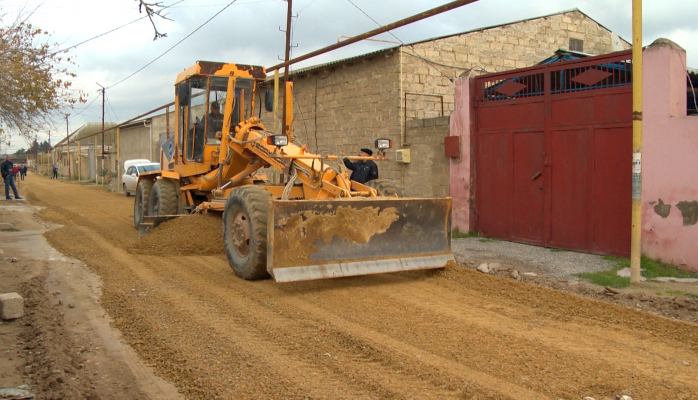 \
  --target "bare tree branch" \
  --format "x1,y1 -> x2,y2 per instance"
136,0 -> 173,41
